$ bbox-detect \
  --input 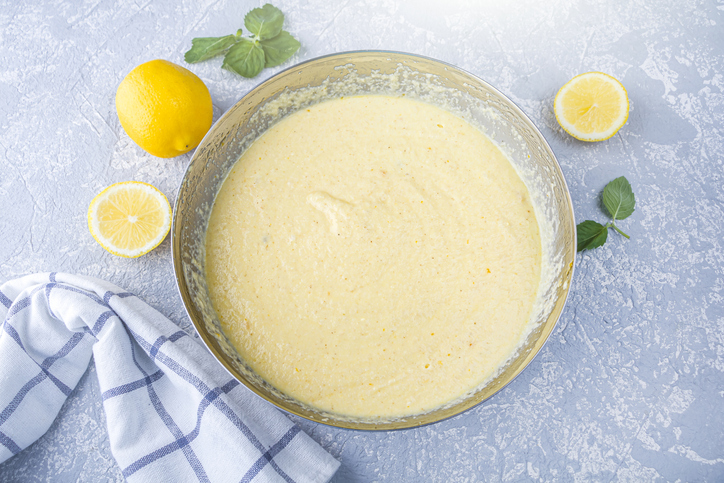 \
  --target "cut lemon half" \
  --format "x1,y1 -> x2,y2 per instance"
88,181 -> 172,258
554,72 -> 629,142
